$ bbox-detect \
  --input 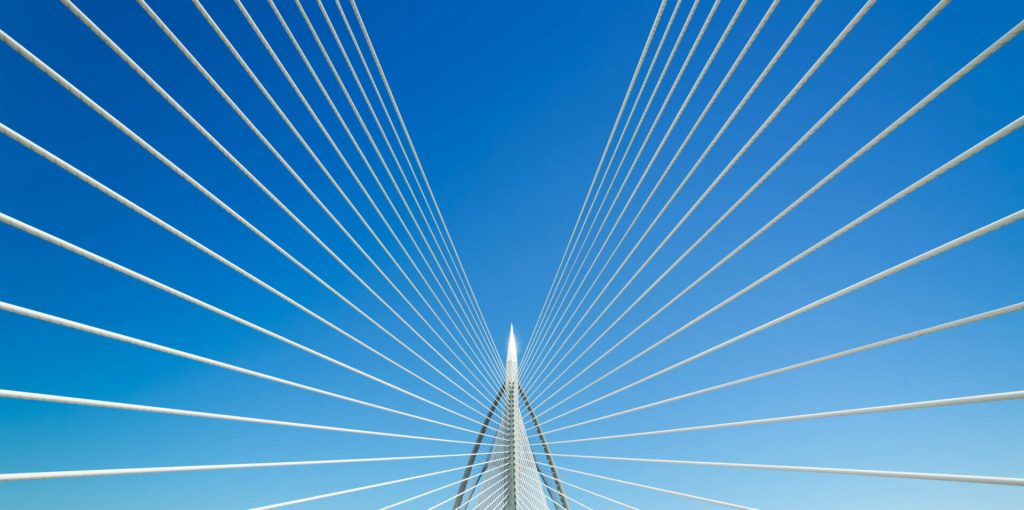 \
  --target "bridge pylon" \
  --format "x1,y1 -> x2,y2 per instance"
452,326 -> 569,509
